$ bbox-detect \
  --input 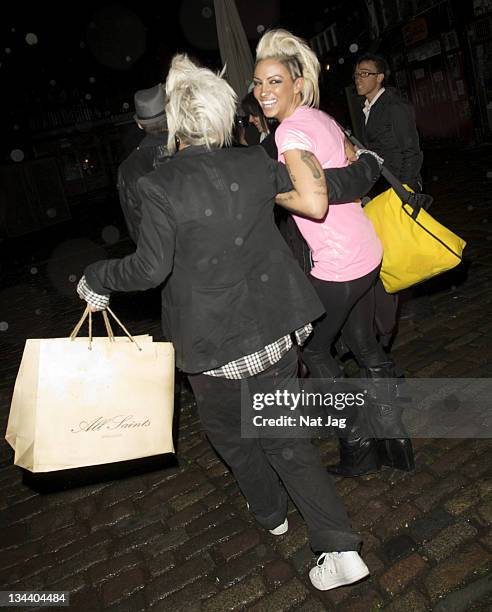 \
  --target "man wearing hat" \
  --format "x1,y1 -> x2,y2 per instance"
118,84 -> 170,243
